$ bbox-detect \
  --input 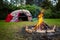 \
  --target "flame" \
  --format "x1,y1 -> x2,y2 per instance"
34,9 -> 45,30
